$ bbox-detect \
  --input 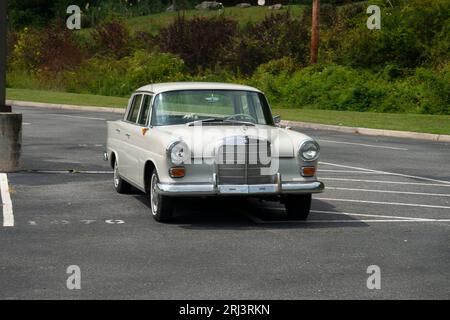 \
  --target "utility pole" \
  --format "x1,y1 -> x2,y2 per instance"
0,0 -> 22,172
310,0 -> 320,64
